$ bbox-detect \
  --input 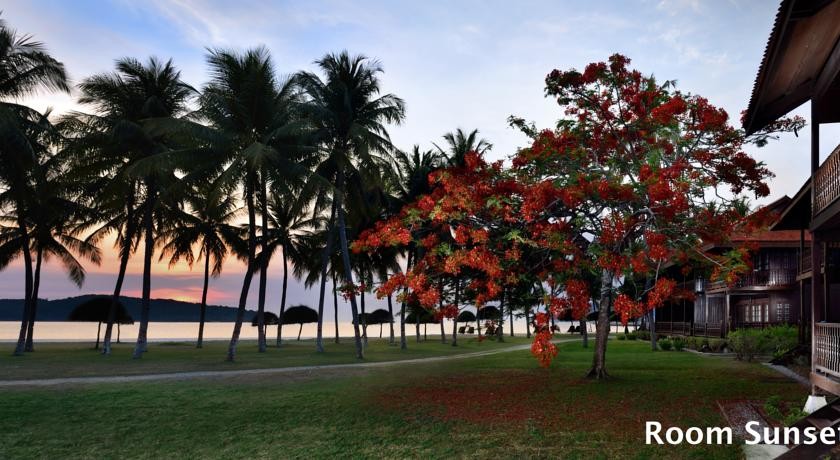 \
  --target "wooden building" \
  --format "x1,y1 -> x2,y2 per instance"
743,0 -> 840,395
655,197 -> 806,338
